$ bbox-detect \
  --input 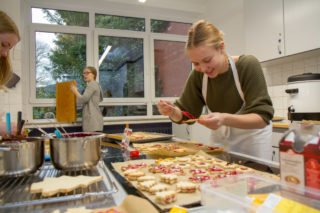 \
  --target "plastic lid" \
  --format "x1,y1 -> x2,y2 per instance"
288,73 -> 320,83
